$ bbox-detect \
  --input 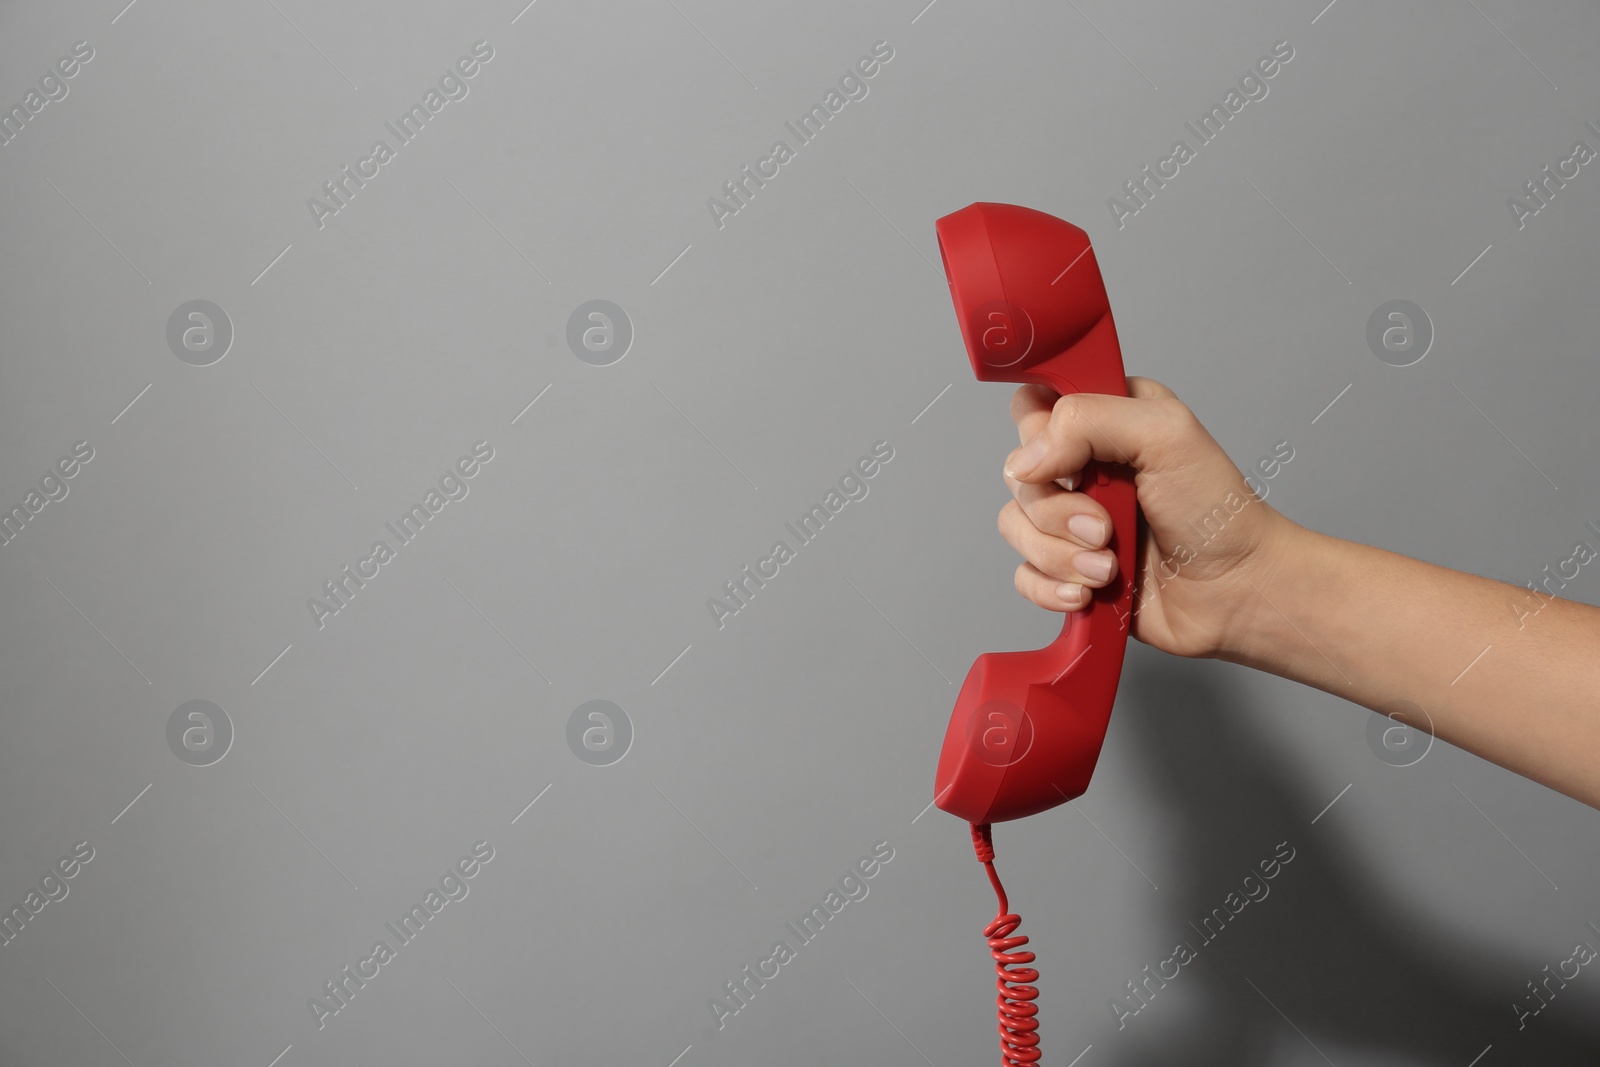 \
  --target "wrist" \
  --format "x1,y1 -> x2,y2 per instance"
1214,514 -> 1338,671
